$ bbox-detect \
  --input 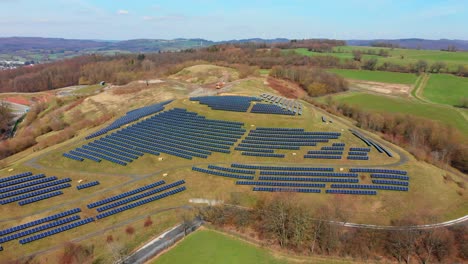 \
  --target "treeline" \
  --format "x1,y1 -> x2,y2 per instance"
312,98 -> 468,173
269,66 -> 348,96
0,101 -> 13,136
201,195 -> 467,263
